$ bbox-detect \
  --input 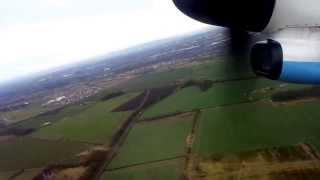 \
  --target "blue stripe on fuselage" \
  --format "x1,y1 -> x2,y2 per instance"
280,61 -> 320,84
